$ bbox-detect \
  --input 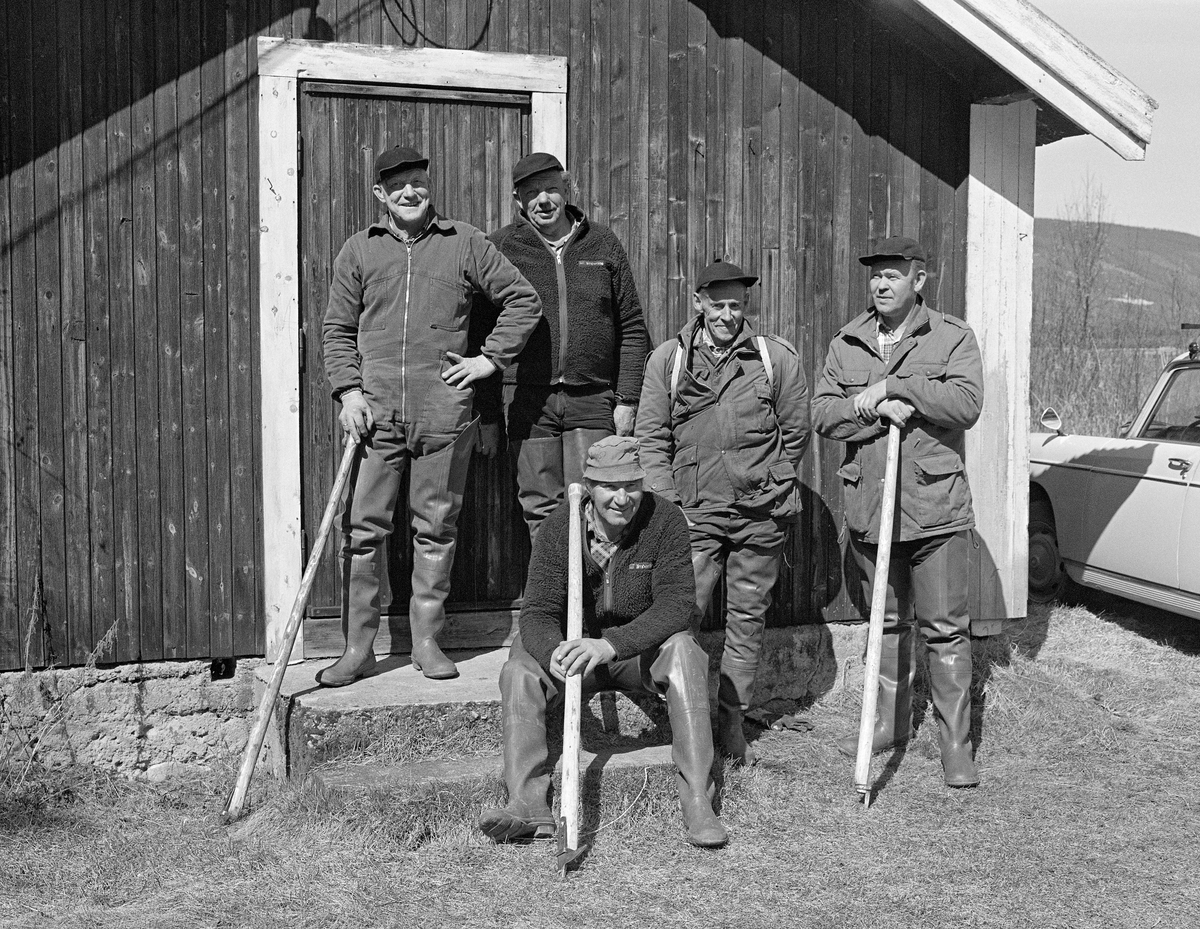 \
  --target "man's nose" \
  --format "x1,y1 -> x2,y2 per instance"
612,490 -> 628,506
